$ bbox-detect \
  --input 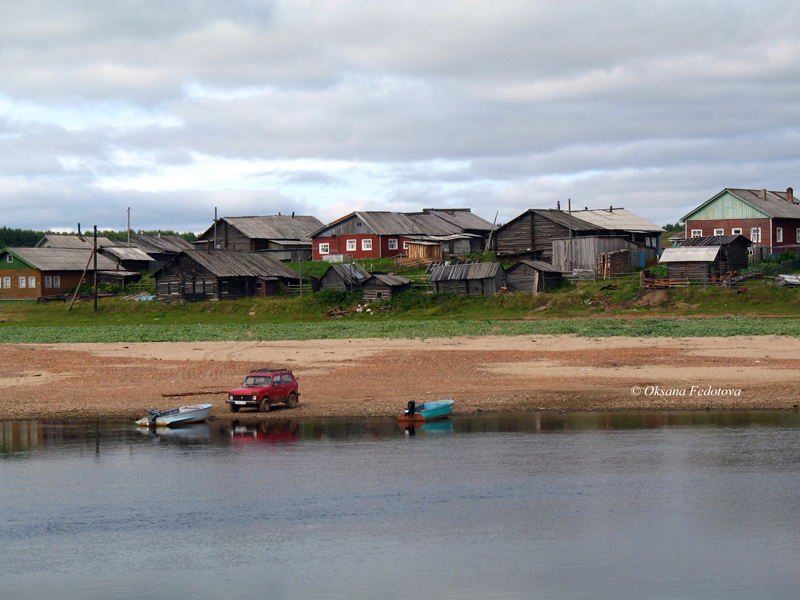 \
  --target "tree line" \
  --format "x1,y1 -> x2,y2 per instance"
0,227 -> 197,249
